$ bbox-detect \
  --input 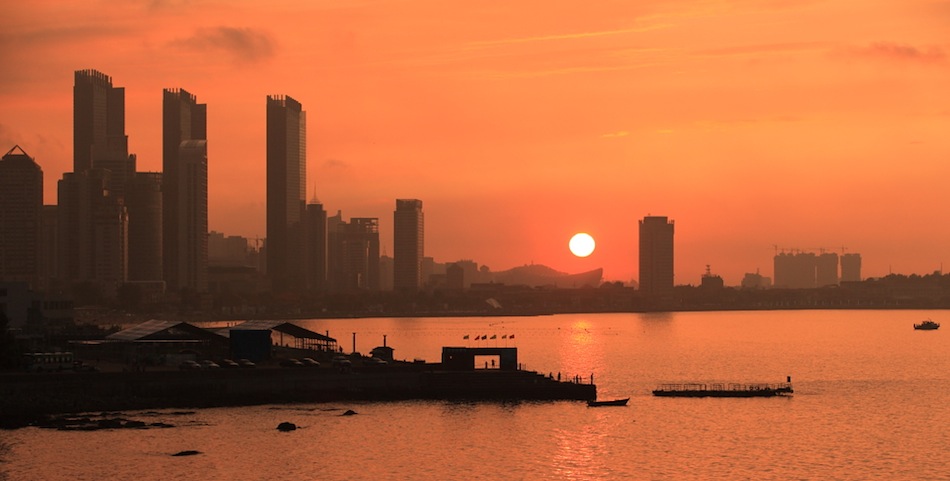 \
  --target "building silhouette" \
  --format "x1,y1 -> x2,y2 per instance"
127,172 -> 163,282
163,88 -> 208,292
60,70 -> 136,296
342,218 -> 380,290
773,252 -> 817,288
0,146 -> 43,289
816,252 -> 839,287
73,70 -> 128,174
638,216 -> 674,295
841,253 -> 862,283
305,201 -> 327,291
393,199 -> 424,291
266,95 -> 307,291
